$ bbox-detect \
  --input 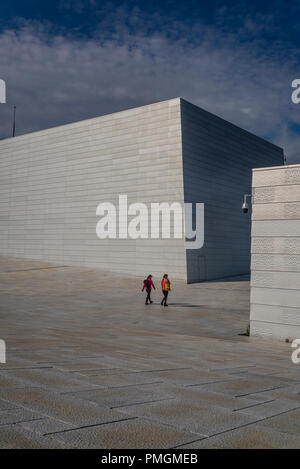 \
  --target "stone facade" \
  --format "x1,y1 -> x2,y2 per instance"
250,164 -> 300,339
0,98 -> 284,282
